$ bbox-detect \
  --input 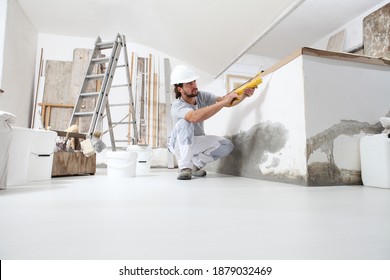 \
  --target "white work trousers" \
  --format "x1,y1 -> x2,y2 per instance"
168,119 -> 234,170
